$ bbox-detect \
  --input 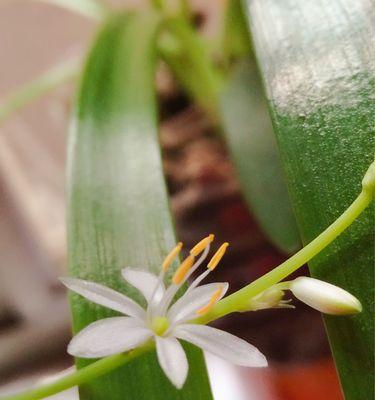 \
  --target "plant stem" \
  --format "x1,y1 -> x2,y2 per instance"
159,17 -> 224,121
196,189 -> 373,324
0,58 -> 80,125
35,0 -> 109,20
1,343 -> 154,400
3,185 -> 372,400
